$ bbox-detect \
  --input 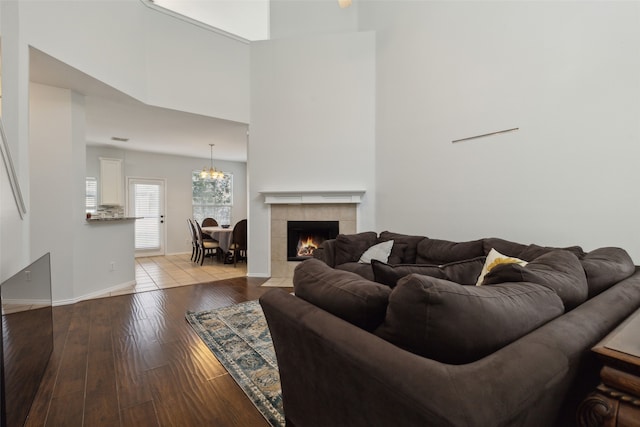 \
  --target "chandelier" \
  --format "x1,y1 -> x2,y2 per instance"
200,143 -> 225,180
